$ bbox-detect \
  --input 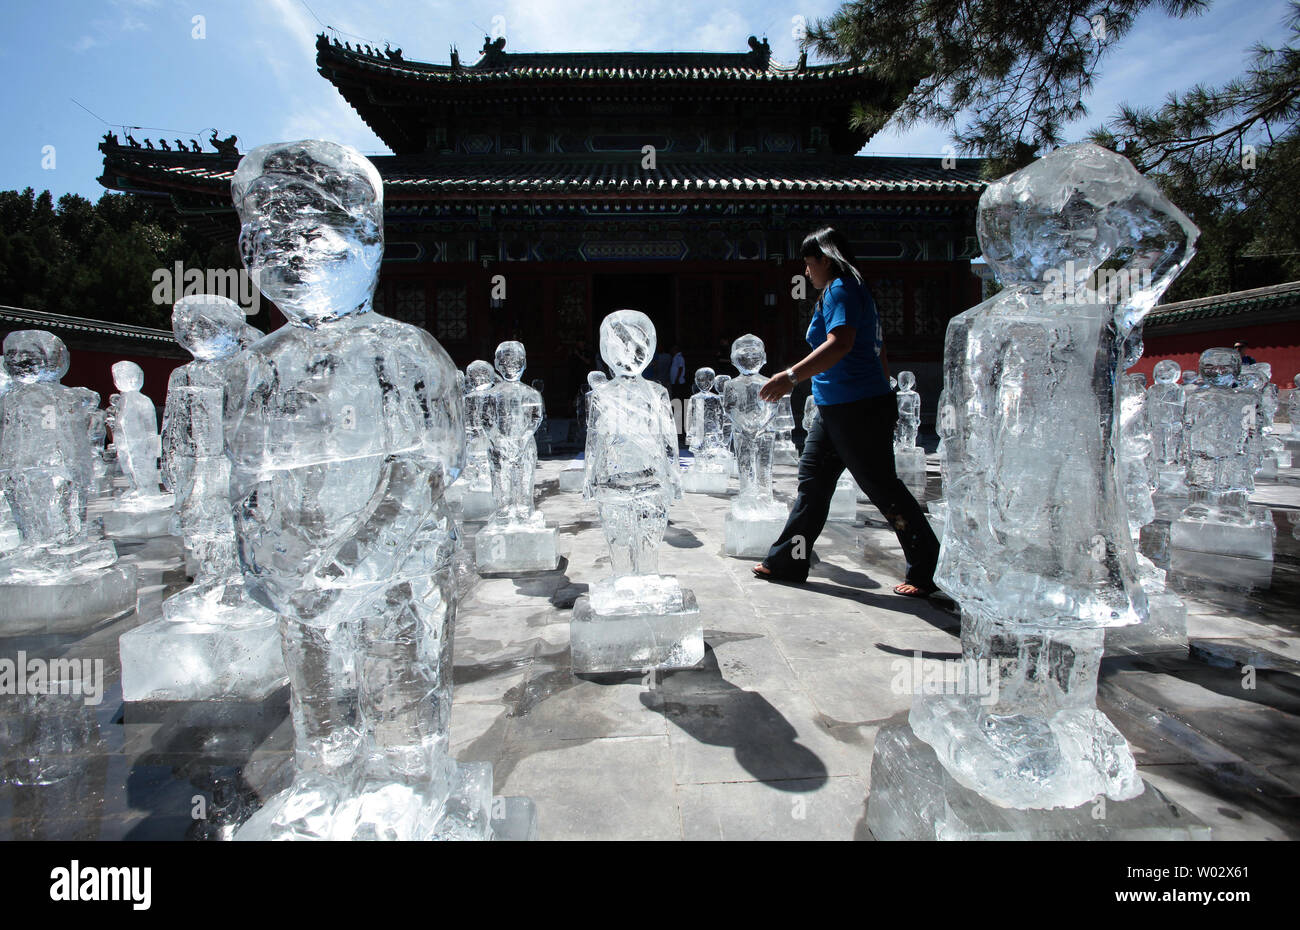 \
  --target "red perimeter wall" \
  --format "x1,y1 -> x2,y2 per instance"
1131,320 -> 1300,387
